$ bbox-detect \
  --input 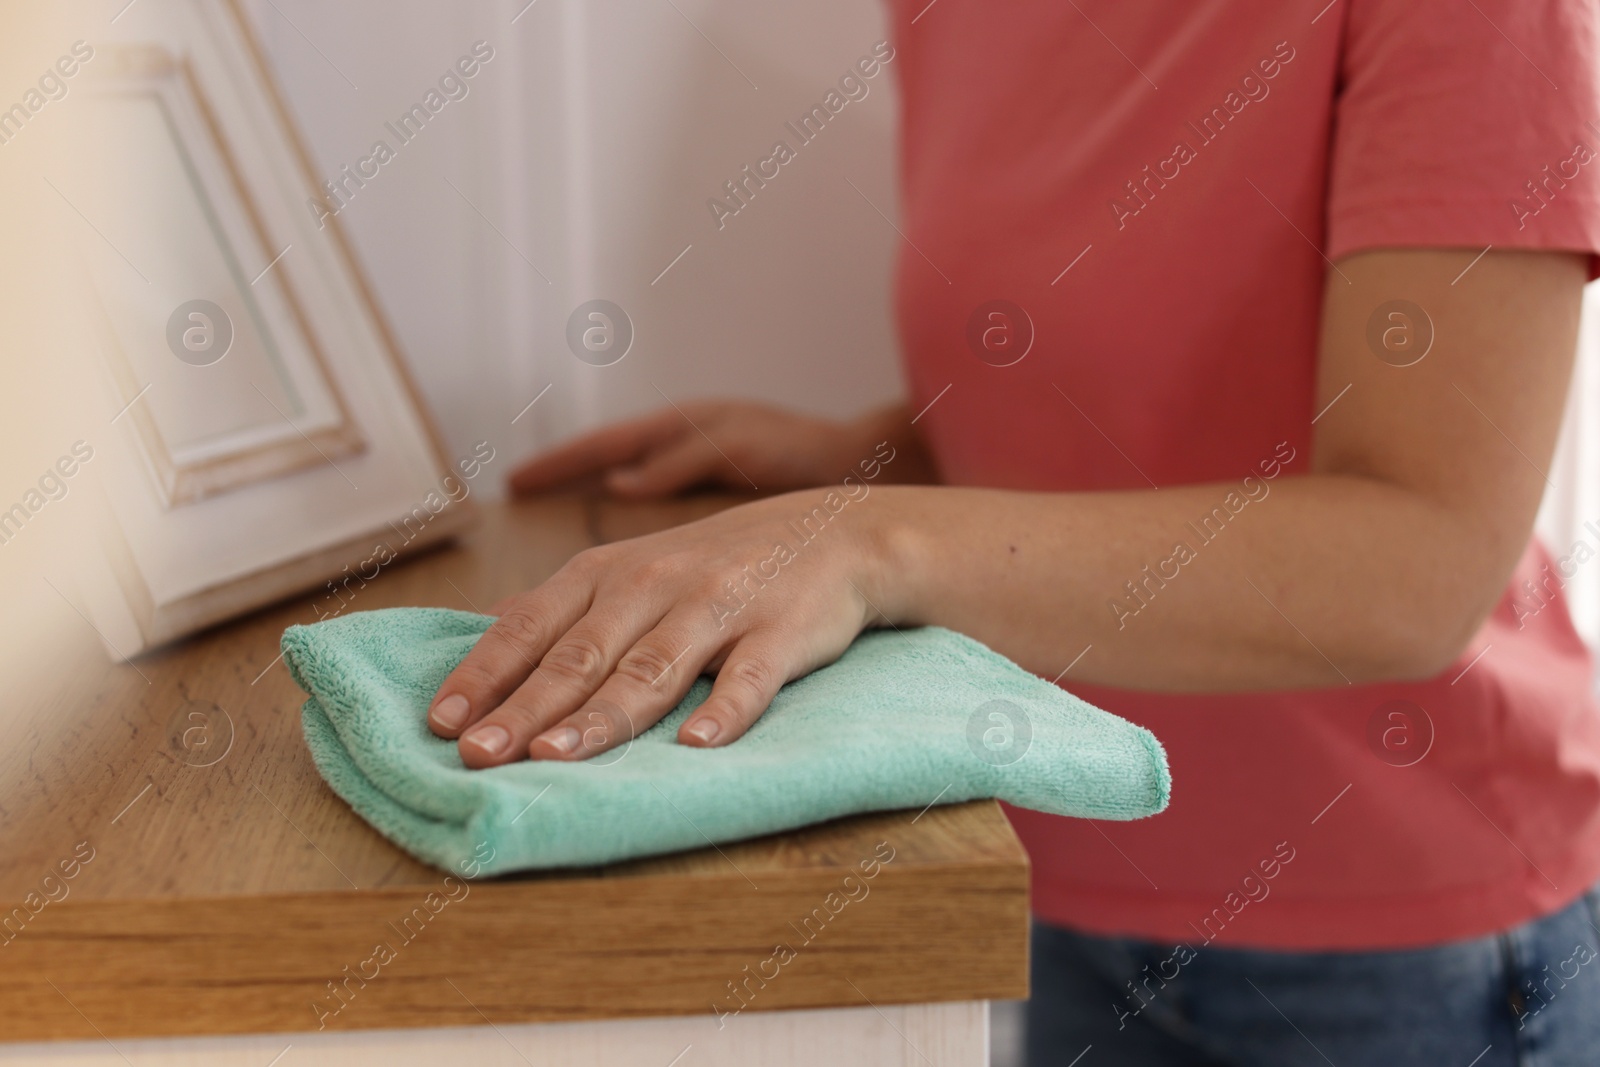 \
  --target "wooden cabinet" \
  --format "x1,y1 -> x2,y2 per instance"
0,497 -> 1027,1064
